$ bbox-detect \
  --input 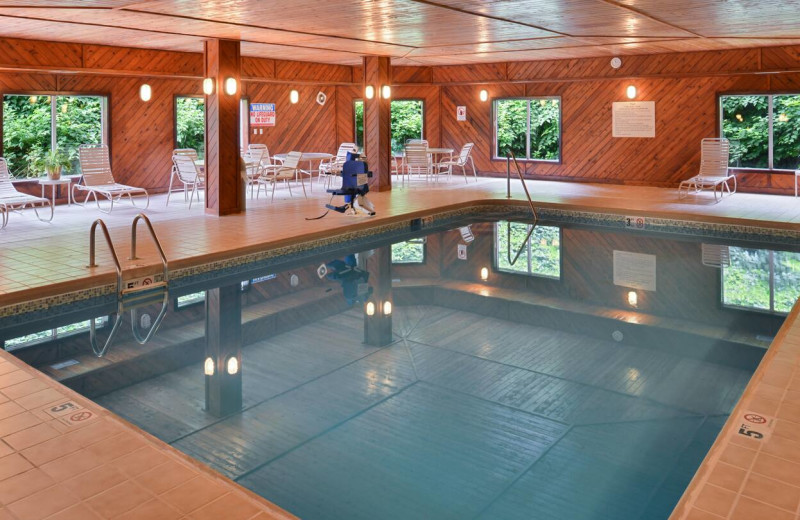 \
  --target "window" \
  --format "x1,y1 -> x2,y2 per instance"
495,221 -> 561,279
391,239 -> 426,264
3,317 -> 108,351
722,247 -> 800,314
354,100 -> 364,150
720,94 -> 800,170
494,97 -> 561,161
176,291 -> 206,309
391,100 -> 423,153
175,96 -> 205,158
2,94 -> 107,177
